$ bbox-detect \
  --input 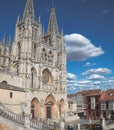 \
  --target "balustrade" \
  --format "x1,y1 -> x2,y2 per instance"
0,102 -> 63,130
0,103 -> 25,125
